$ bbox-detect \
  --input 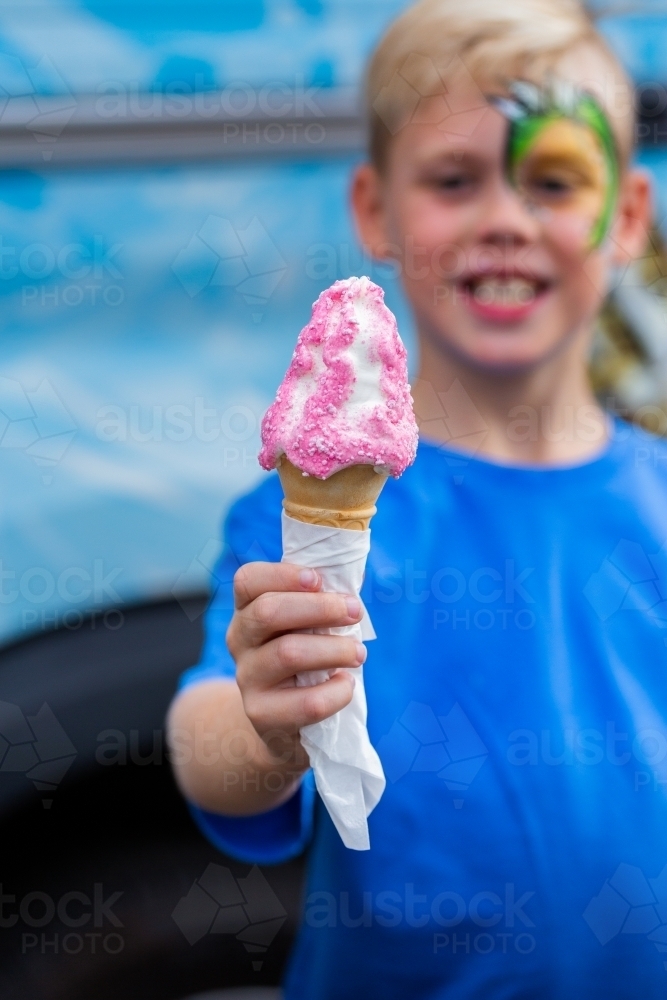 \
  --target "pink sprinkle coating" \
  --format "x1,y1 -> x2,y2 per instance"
259,276 -> 418,479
